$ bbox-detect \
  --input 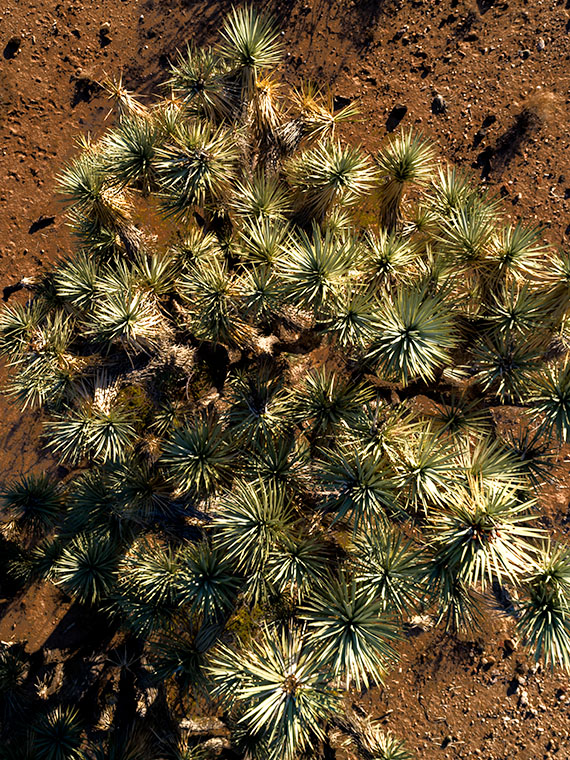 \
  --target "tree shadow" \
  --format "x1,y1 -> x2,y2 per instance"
476,0 -> 496,12
346,0 -> 392,51
71,74 -> 101,107
475,107 -> 543,180
28,215 -> 55,234
42,603 -> 119,653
